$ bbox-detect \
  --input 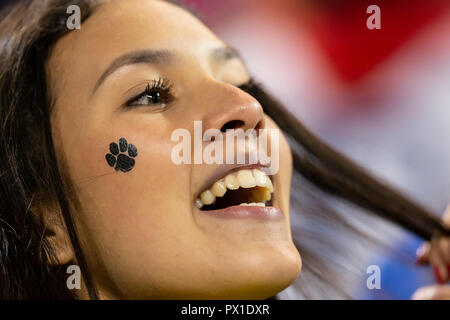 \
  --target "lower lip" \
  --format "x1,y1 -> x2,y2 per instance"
198,206 -> 284,220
